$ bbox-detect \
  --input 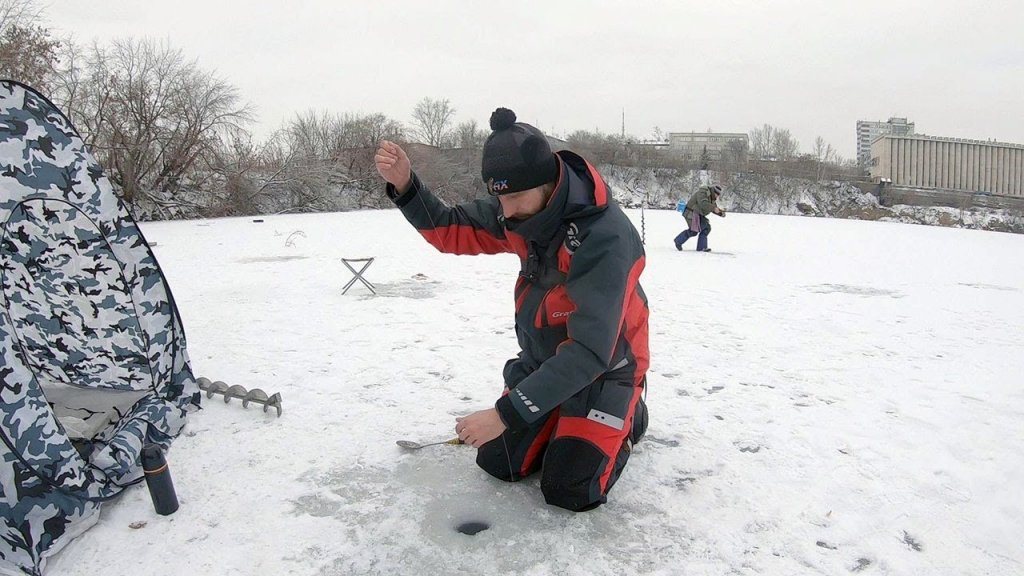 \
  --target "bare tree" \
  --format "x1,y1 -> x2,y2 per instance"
771,128 -> 799,161
238,126 -> 334,215
409,145 -> 482,204
0,0 -> 58,91
725,139 -> 748,164
454,119 -> 486,149
566,129 -> 627,165
55,38 -> 252,212
285,110 -> 404,156
348,113 -> 404,149
812,136 -> 836,182
627,137 -> 671,170
334,113 -> 404,209
0,0 -> 40,30
287,110 -> 345,160
271,109 -> 406,212
411,97 -> 455,147
717,139 -> 749,181
200,130 -> 274,216
749,124 -> 776,160
50,39 -> 118,150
